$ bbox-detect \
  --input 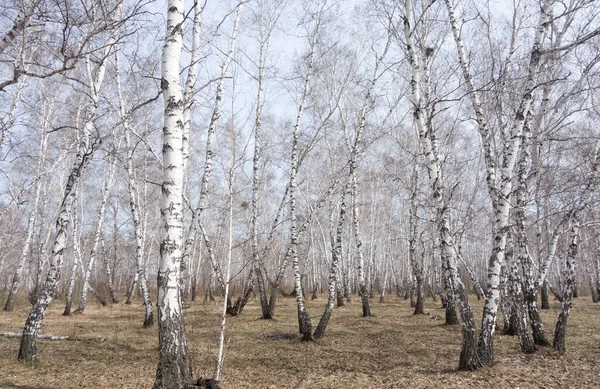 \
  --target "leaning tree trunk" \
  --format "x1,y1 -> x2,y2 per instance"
443,0 -> 554,367
18,91 -> 97,362
154,1 -> 191,388
404,0 -> 477,369
314,181 -> 350,339
17,33 -> 114,357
